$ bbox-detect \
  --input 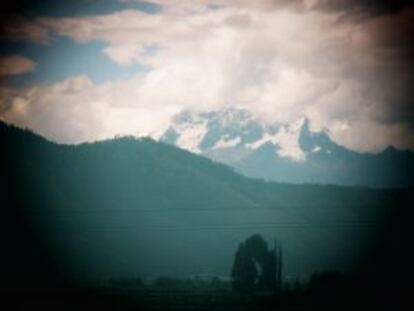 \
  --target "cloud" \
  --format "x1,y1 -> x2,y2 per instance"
0,74 -> 178,143
0,15 -> 50,43
0,55 -> 37,76
313,0 -> 414,20
0,0 -> 412,154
